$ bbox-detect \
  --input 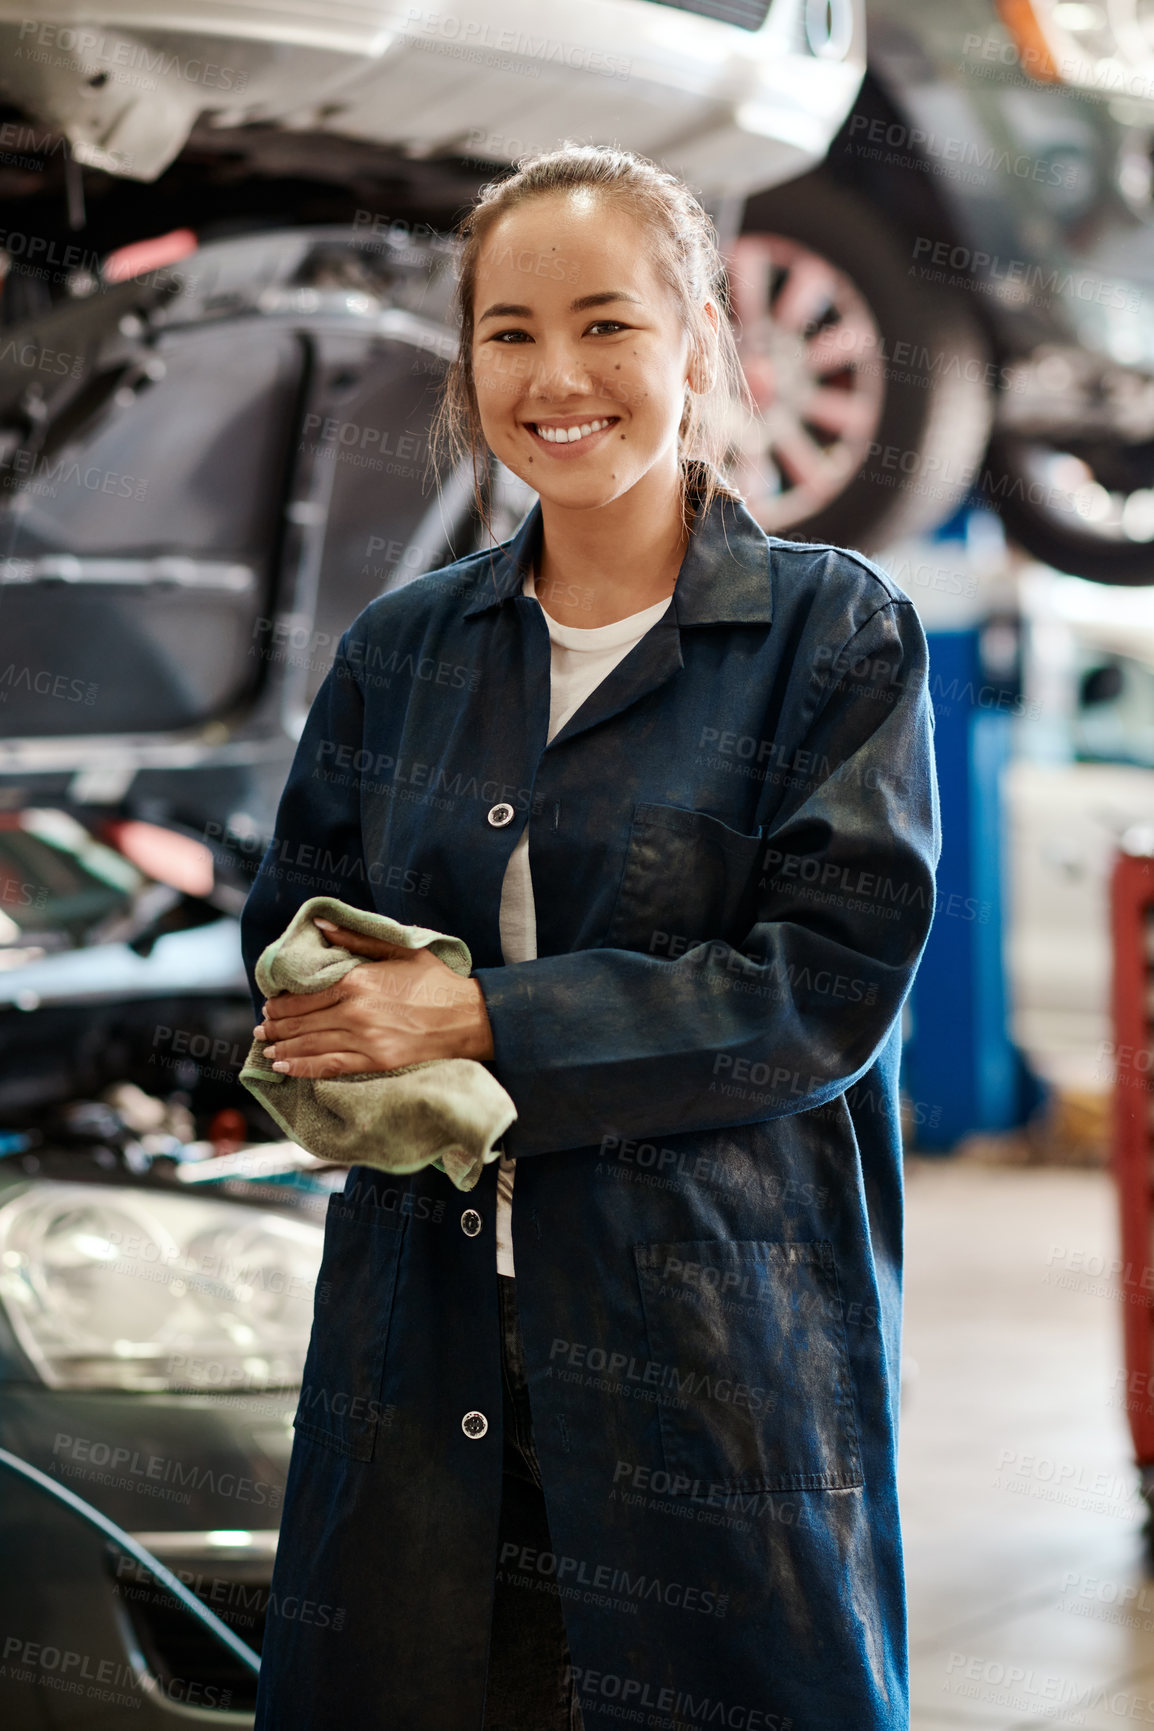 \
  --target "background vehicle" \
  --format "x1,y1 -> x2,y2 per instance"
0,0 -> 1003,562
8,4 -> 1154,579
835,0 -> 1154,583
0,802 -> 348,1726
0,222 -> 483,846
